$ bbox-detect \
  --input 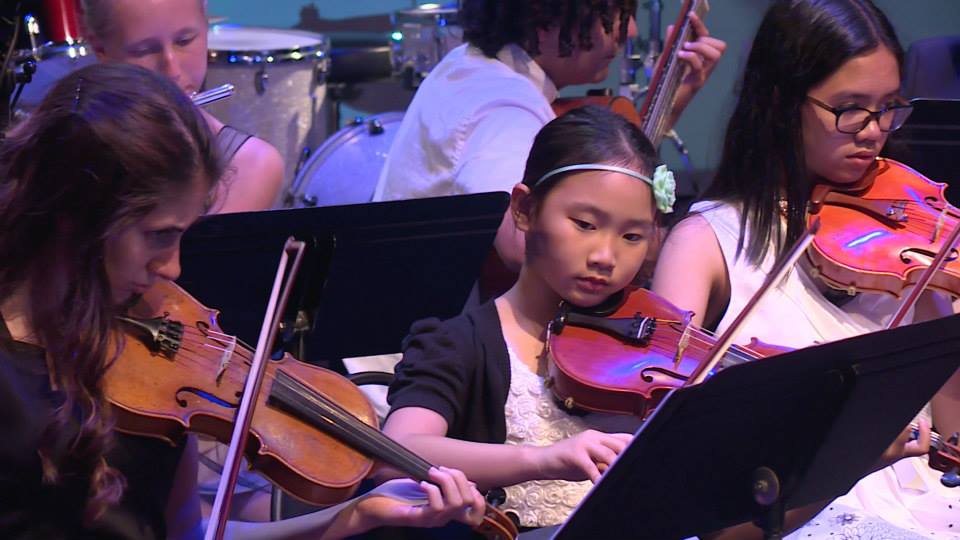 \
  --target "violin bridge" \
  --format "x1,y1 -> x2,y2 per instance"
204,331 -> 237,384
933,206 -> 948,244
673,326 -> 690,367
